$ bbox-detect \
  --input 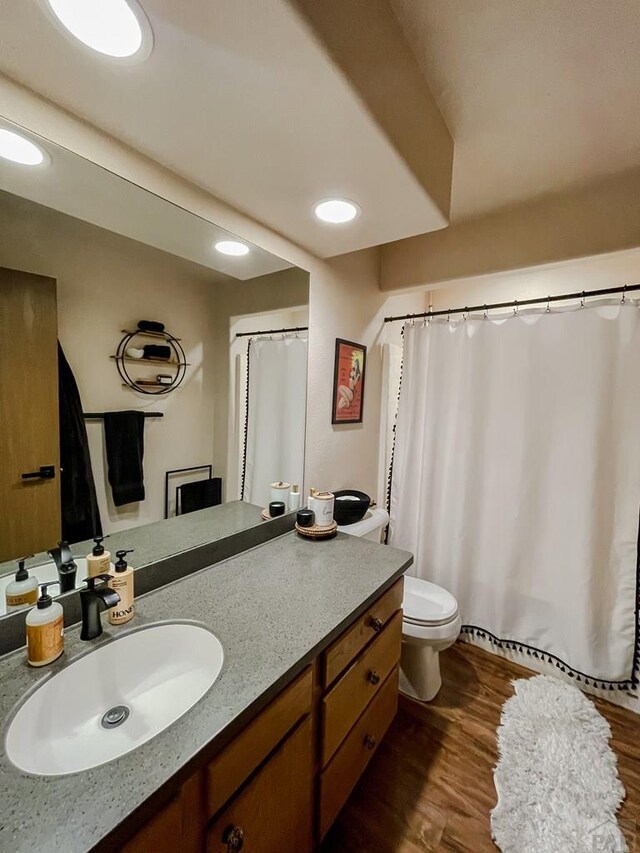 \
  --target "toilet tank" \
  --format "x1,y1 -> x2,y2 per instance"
337,507 -> 390,542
